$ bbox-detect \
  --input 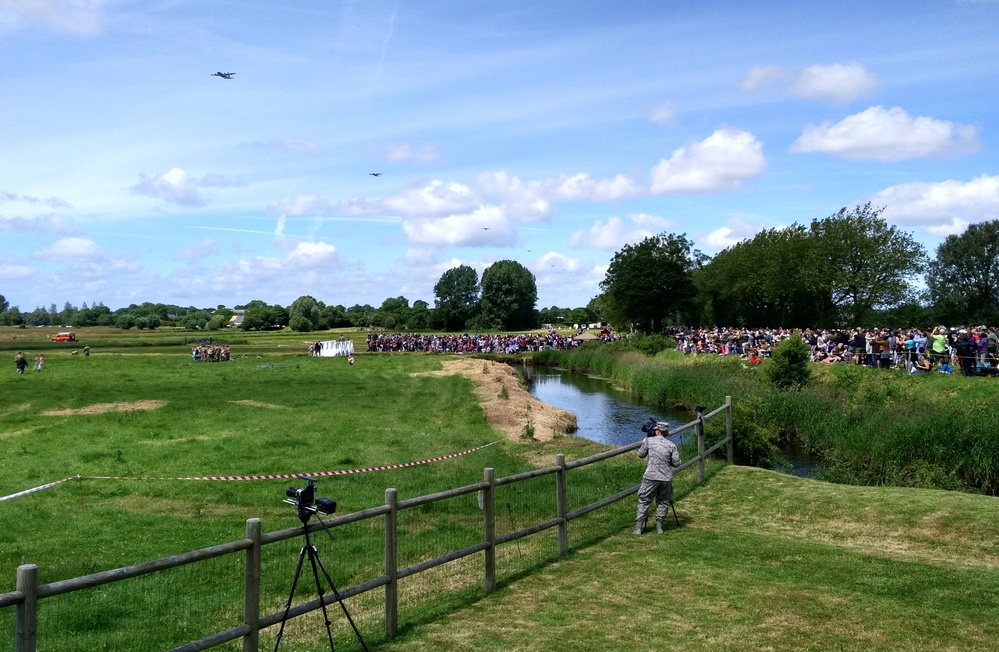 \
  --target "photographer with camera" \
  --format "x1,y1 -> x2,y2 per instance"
634,419 -> 681,535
